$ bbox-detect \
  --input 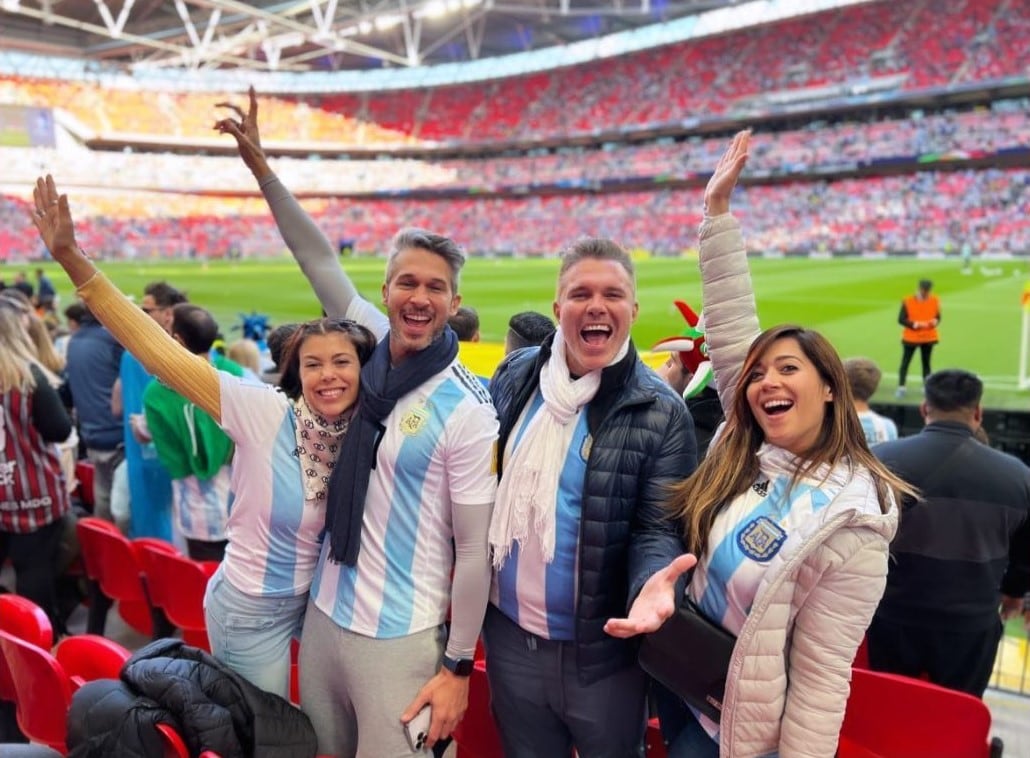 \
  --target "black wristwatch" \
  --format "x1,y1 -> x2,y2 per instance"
442,654 -> 474,677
